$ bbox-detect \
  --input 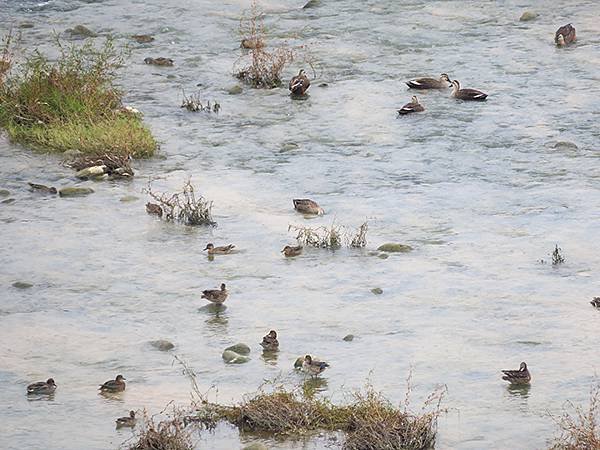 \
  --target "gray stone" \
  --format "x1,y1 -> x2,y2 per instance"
519,11 -> 538,22
120,195 -> 139,202
59,187 -> 94,197
149,340 -> 175,351
18,22 -> 35,29
12,281 -> 33,289
75,165 -> 106,179
378,253 -> 389,259
227,85 -> 243,95
377,243 -> 413,253
67,25 -> 97,38
0,189 -> 10,197
222,350 -> 250,364
553,141 -> 578,150
225,343 -> 251,355
371,287 -> 383,295
343,334 -> 354,342
2,198 -> 15,204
